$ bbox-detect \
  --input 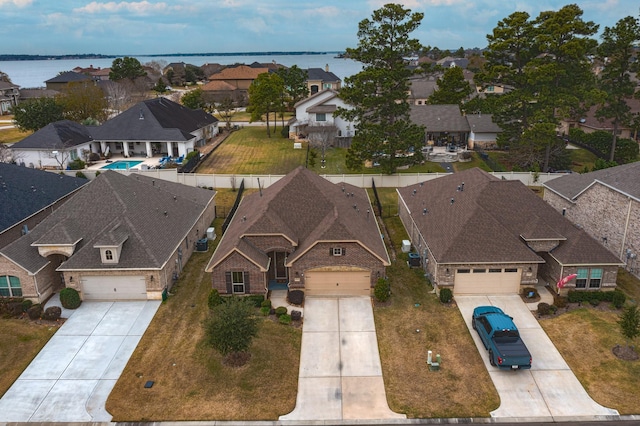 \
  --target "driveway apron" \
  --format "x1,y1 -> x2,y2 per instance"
280,296 -> 405,421
456,295 -> 619,422
0,300 -> 160,423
